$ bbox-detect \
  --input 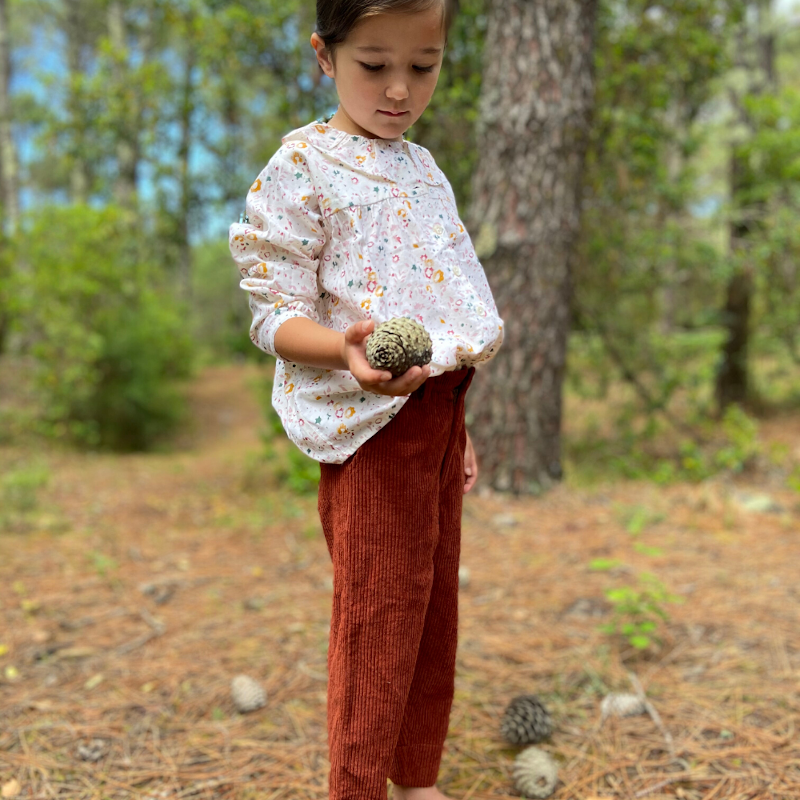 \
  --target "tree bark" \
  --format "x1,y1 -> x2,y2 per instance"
466,0 -> 598,494
0,0 -> 19,235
